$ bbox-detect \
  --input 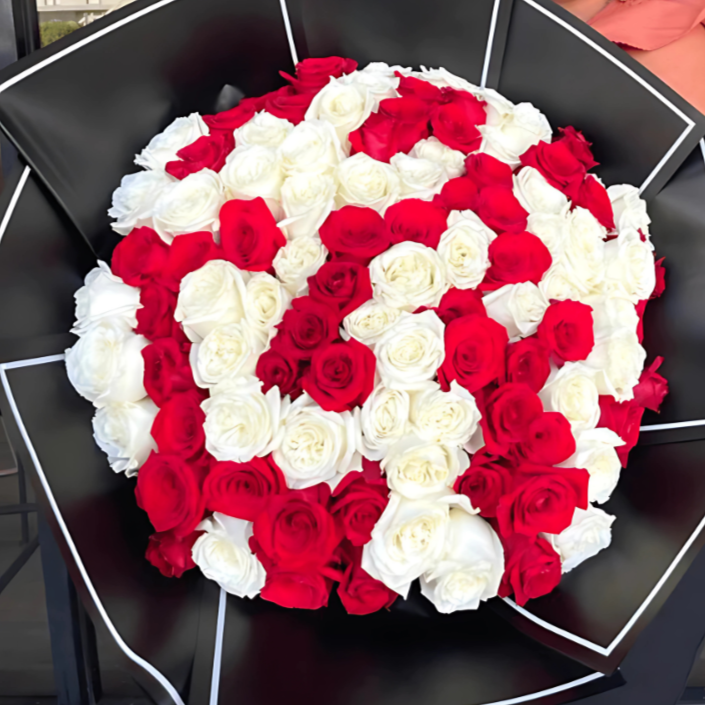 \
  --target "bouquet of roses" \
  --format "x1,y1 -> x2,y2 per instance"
64,55 -> 668,615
